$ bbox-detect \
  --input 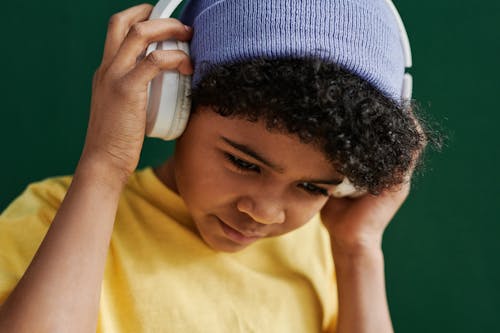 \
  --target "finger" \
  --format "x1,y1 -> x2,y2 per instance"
376,181 -> 411,211
121,50 -> 193,89
101,4 -> 154,70
108,18 -> 193,73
